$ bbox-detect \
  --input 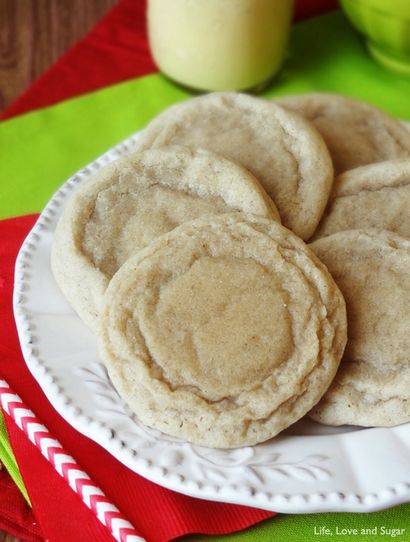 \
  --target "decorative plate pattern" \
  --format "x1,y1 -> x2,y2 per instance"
13,132 -> 410,513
